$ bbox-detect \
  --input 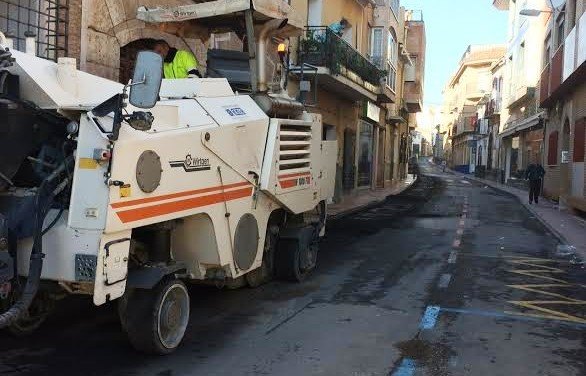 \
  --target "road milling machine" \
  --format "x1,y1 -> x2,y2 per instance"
0,0 -> 336,354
